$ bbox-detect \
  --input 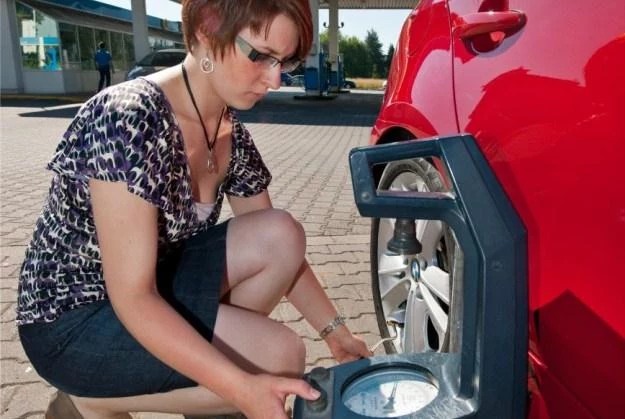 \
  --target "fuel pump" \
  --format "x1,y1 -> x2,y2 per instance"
293,134 -> 528,418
